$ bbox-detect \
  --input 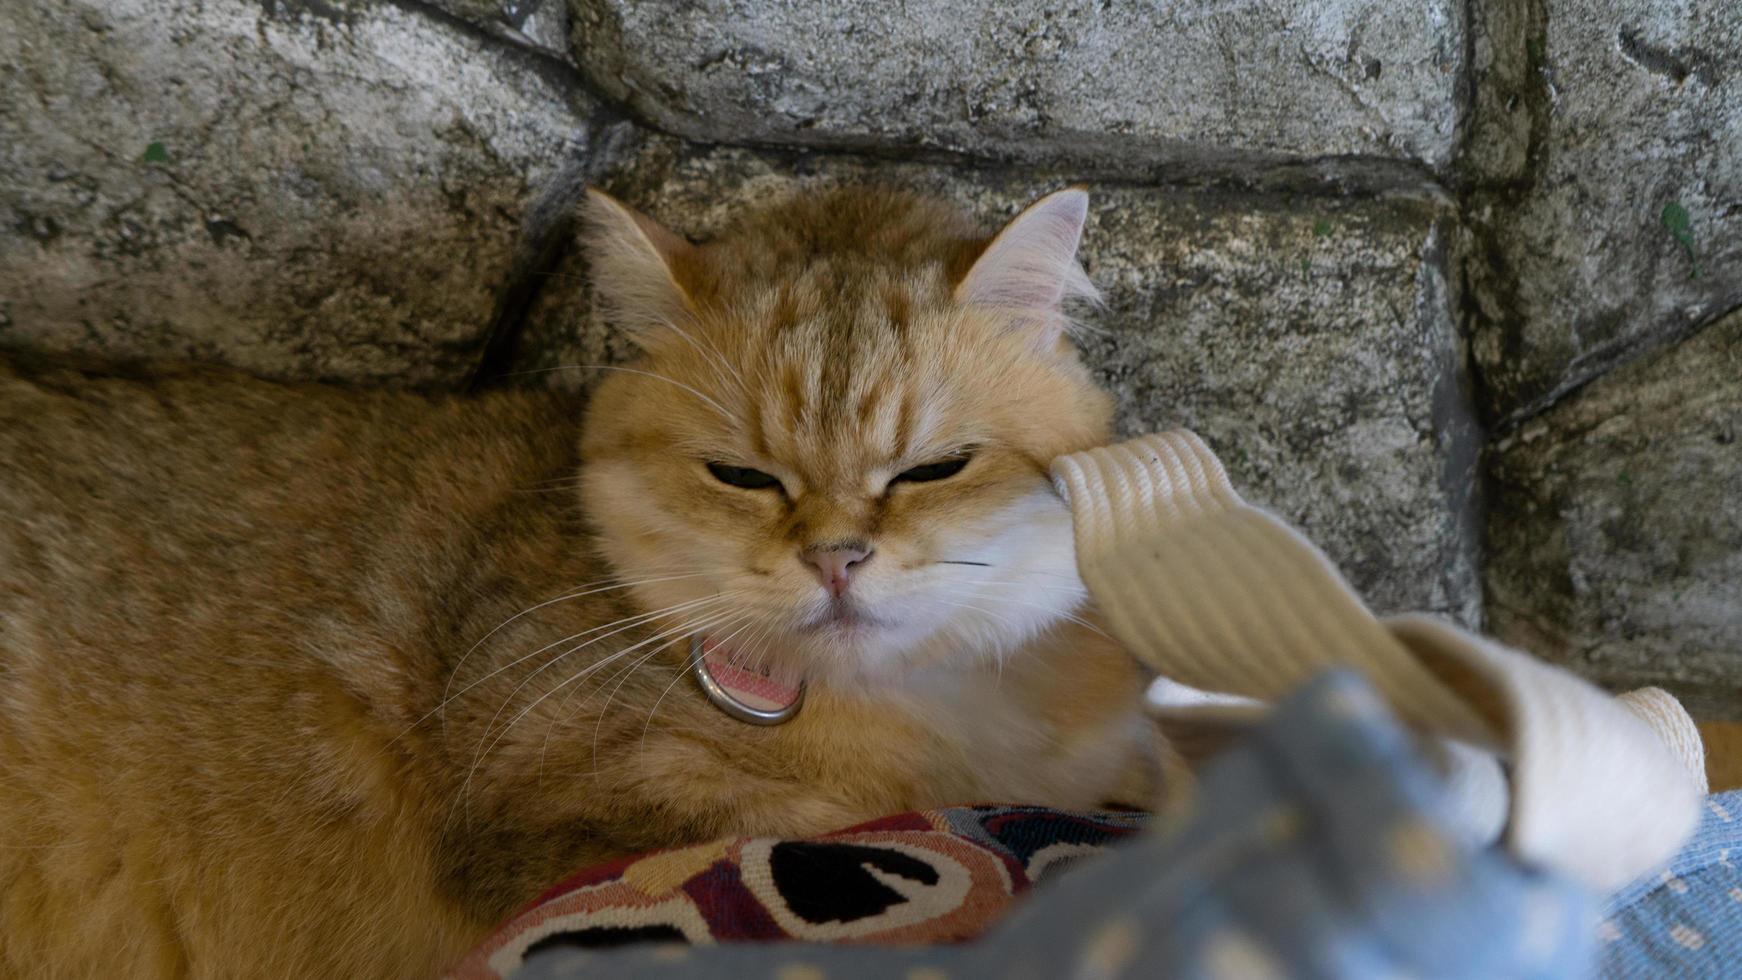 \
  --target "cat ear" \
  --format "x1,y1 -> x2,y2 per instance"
582,188 -> 696,341
955,187 -> 1099,339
